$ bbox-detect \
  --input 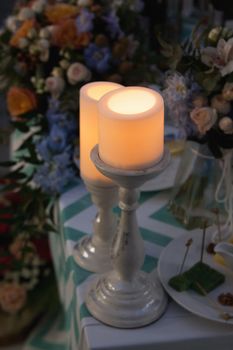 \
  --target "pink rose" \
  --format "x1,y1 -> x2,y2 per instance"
0,283 -> 27,314
222,82 -> 233,101
190,107 -> 217,134
67,63 -> 91,85
45,76 -> 65,98
219,117 -> 233,134
211,94 -> 231,114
